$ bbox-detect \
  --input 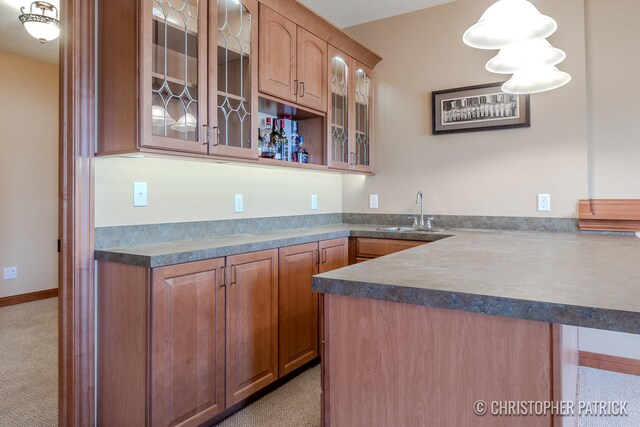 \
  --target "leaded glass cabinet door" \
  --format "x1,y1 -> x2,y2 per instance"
209,0 -> 258,159
143,0 -> 209,154
352,63 -> 373,173
327,46 -> 353,170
